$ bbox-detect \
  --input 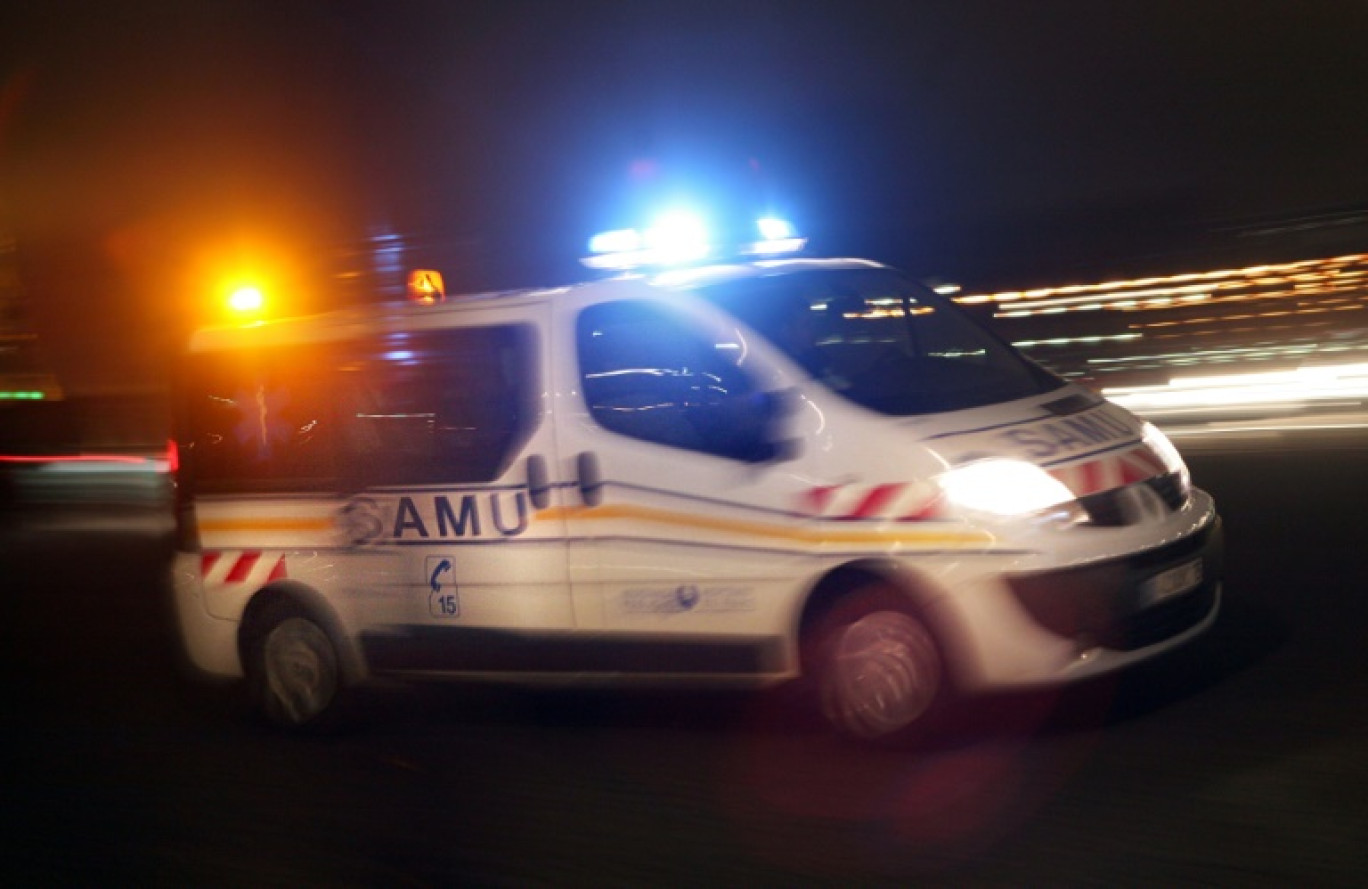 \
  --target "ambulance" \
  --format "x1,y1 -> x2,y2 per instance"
170,217 -> 1223,742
